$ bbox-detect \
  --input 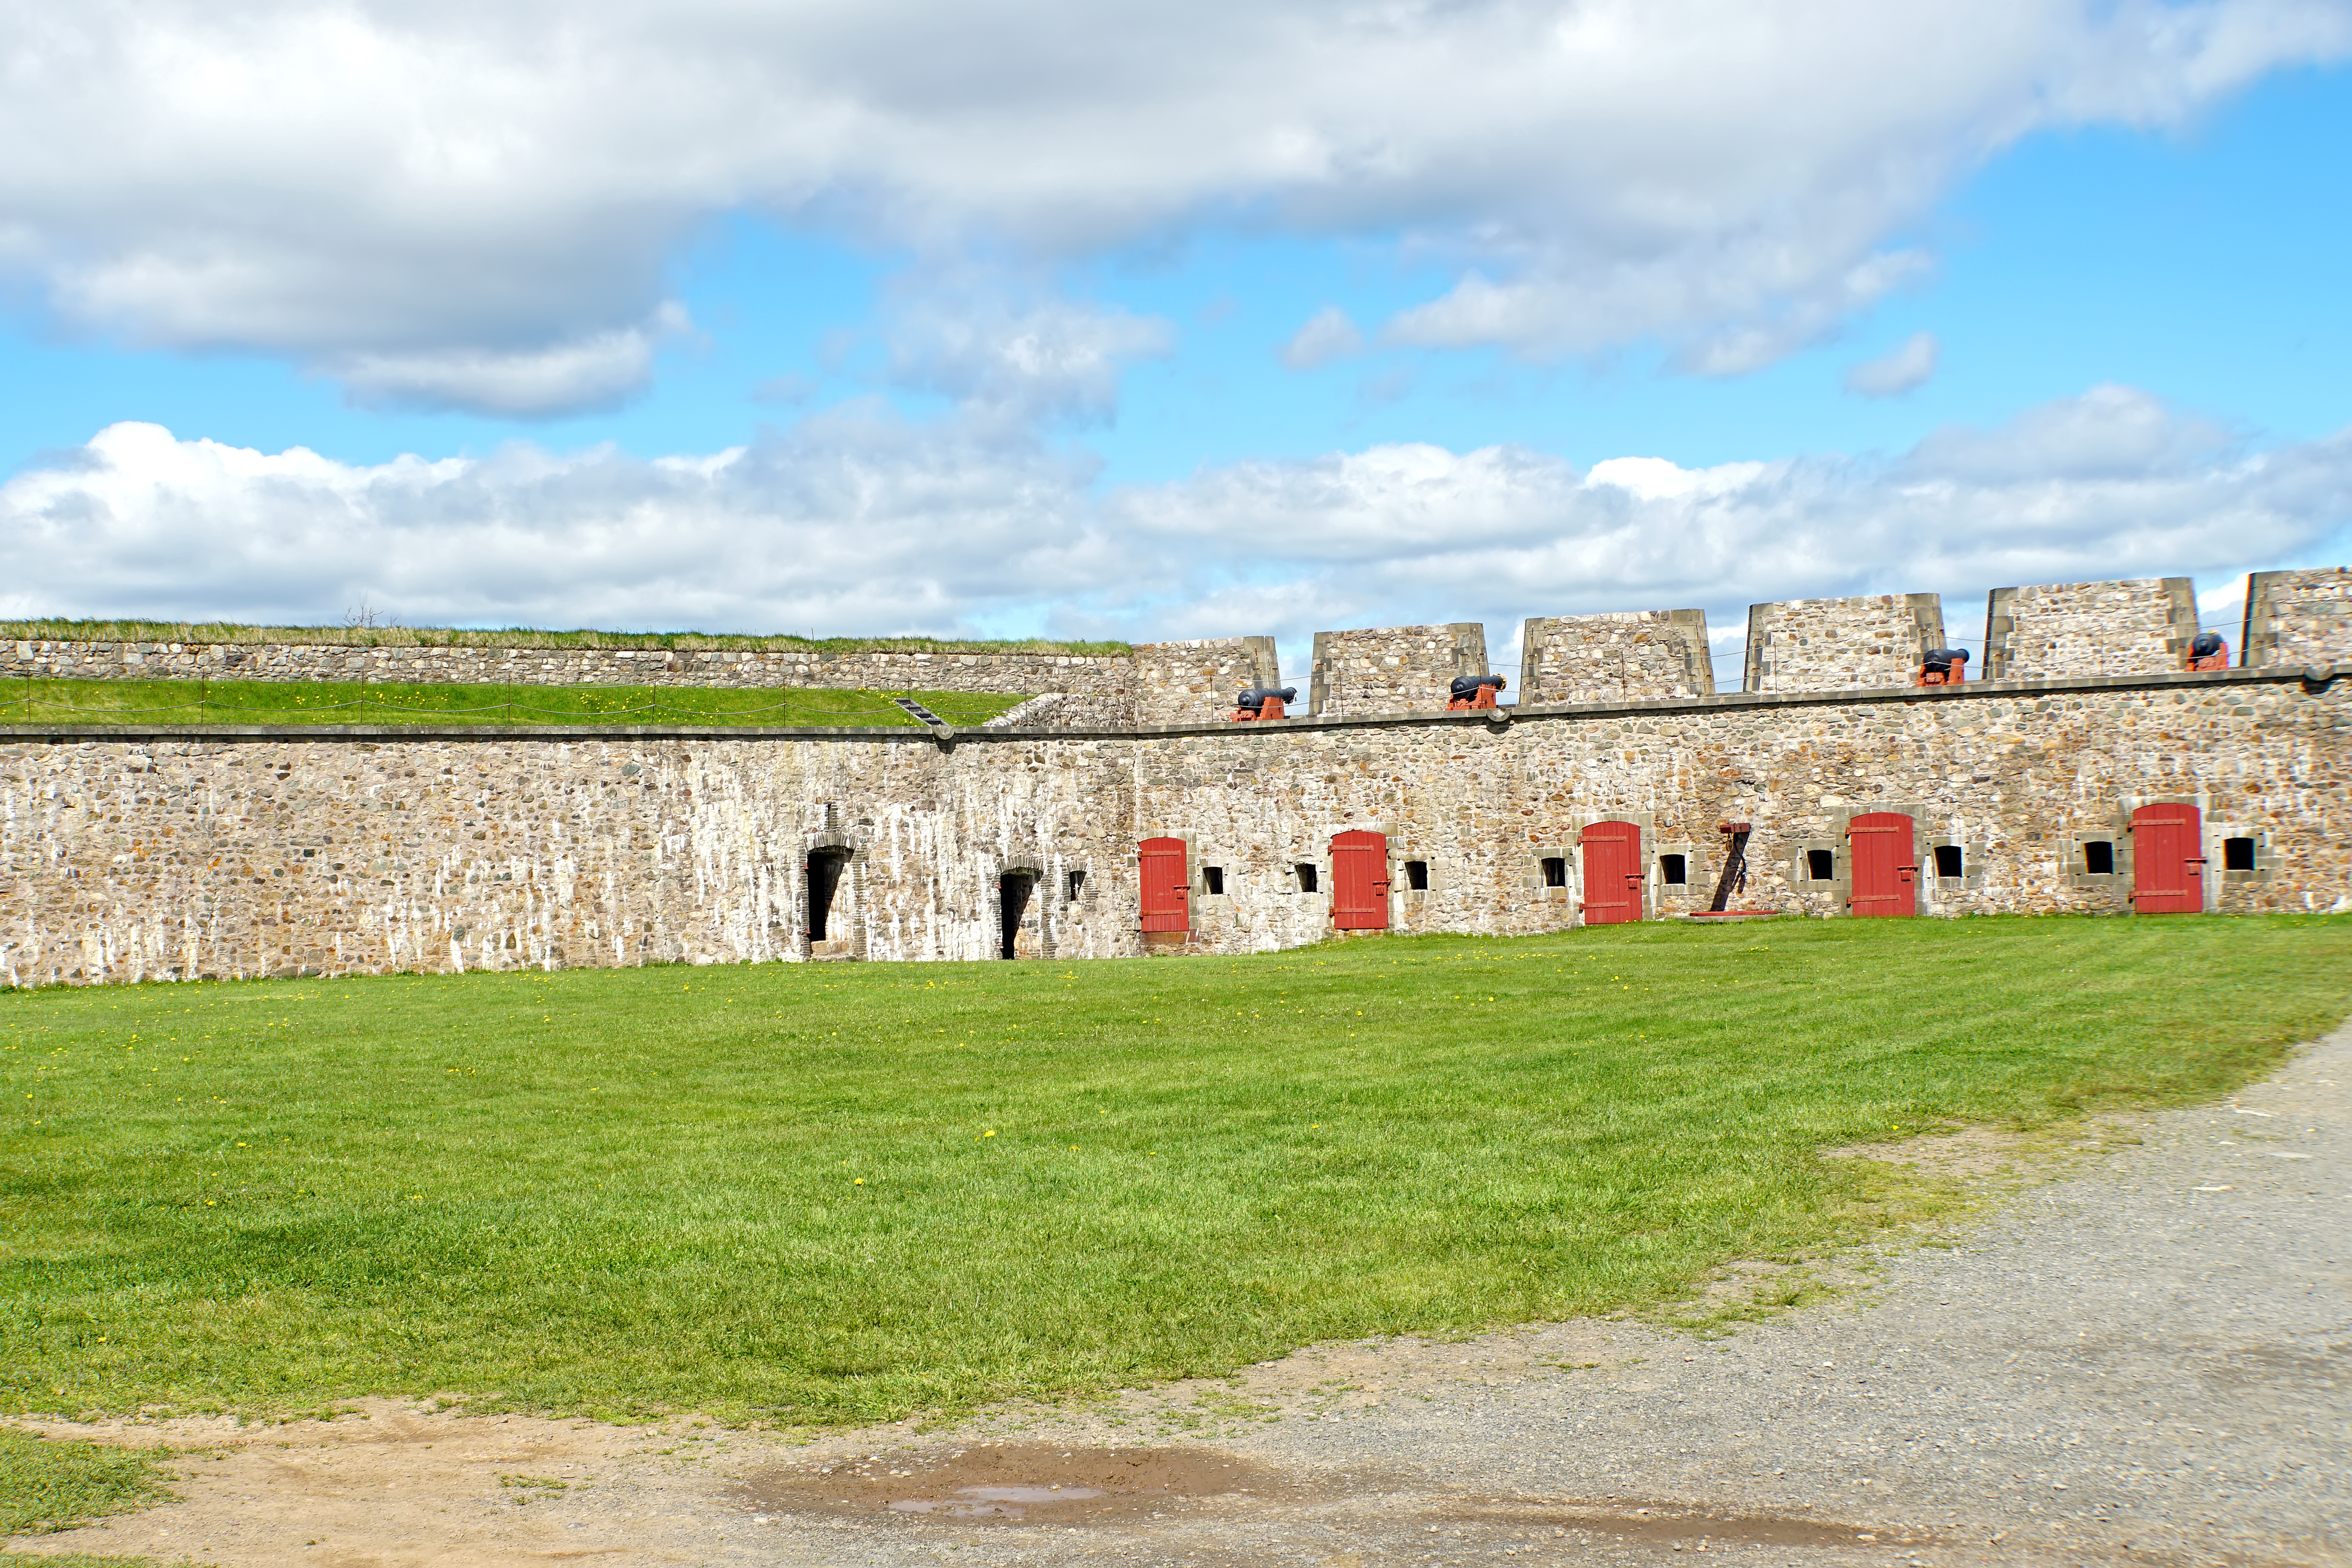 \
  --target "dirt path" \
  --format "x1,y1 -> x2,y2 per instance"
12,1024 -> 2347,1568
